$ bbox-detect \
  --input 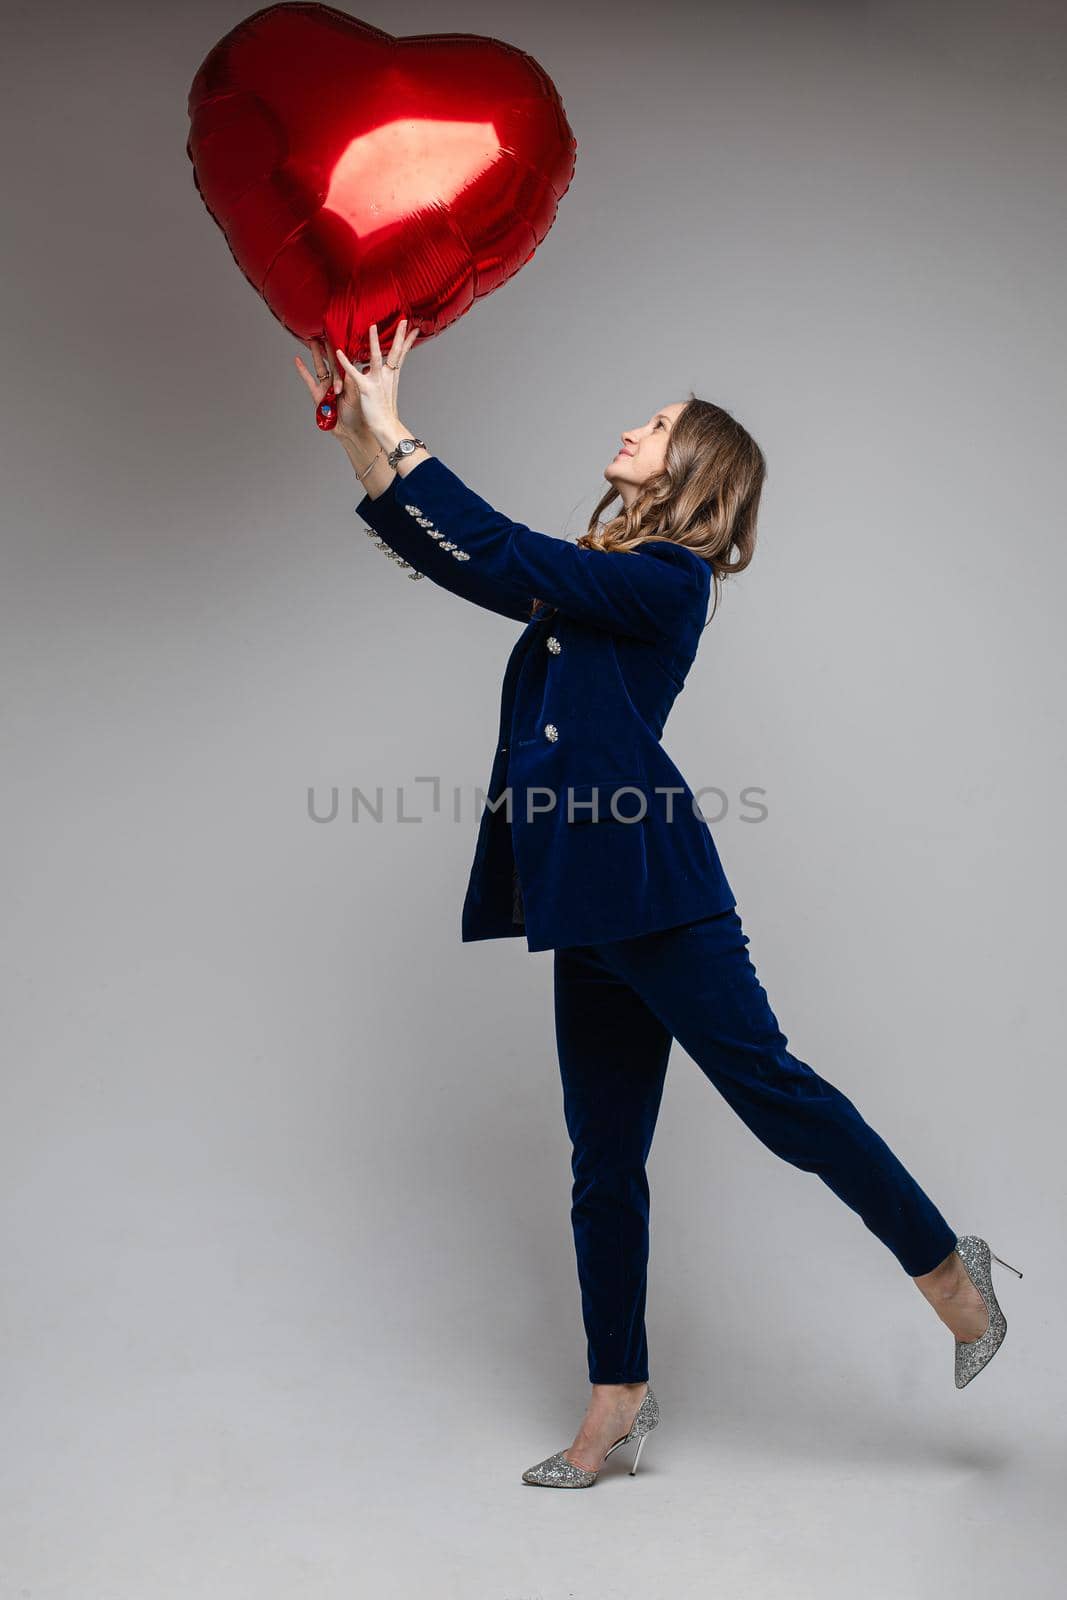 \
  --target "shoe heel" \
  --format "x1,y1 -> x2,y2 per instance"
629,1433 -> 649,1476
990,1249 -> 1024,1278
